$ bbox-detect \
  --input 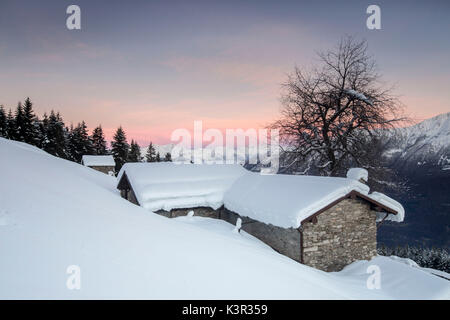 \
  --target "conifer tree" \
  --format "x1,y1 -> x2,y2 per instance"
111,126 -> 129,172
156,152 -> 161,162
91,125 -> 108,155
6,109 -> 15,139
164,152 -> 172,162
21,97 -> 40,146
39,112 -> 49,149
127,140 -> 142,162
66,121 -> 93,162
145,142 -> 157,162
78,121 -> 94,156
14,102 -> 24,141
0,105 -> 7,138
42,110 -> 67,158
66,124 -> 75,161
